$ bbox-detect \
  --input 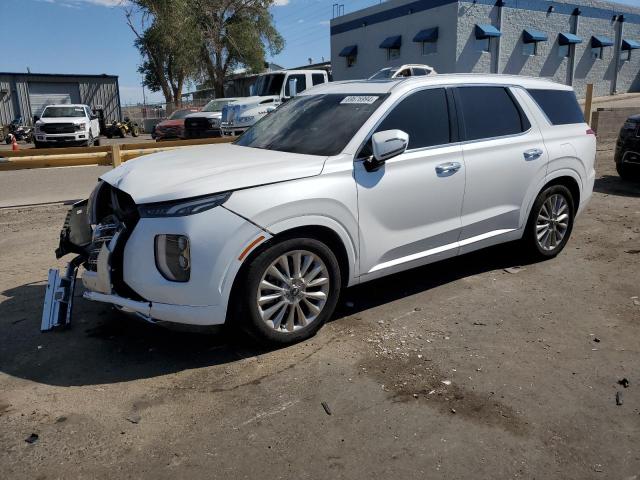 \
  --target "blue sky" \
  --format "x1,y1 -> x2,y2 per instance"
1,0 -> 638,104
